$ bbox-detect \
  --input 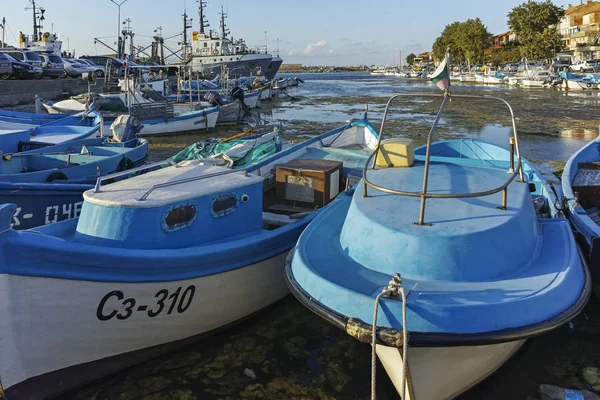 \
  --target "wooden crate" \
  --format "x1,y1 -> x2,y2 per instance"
275,159 -> 343,209
573,162 -> 600,200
